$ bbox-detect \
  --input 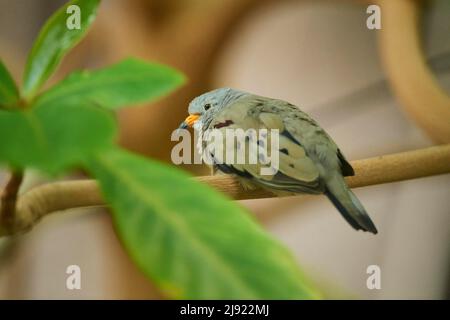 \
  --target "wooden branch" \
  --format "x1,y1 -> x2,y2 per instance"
377,0 -> 450,143
199,144 -> 450,200
0,145 -> 449,237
